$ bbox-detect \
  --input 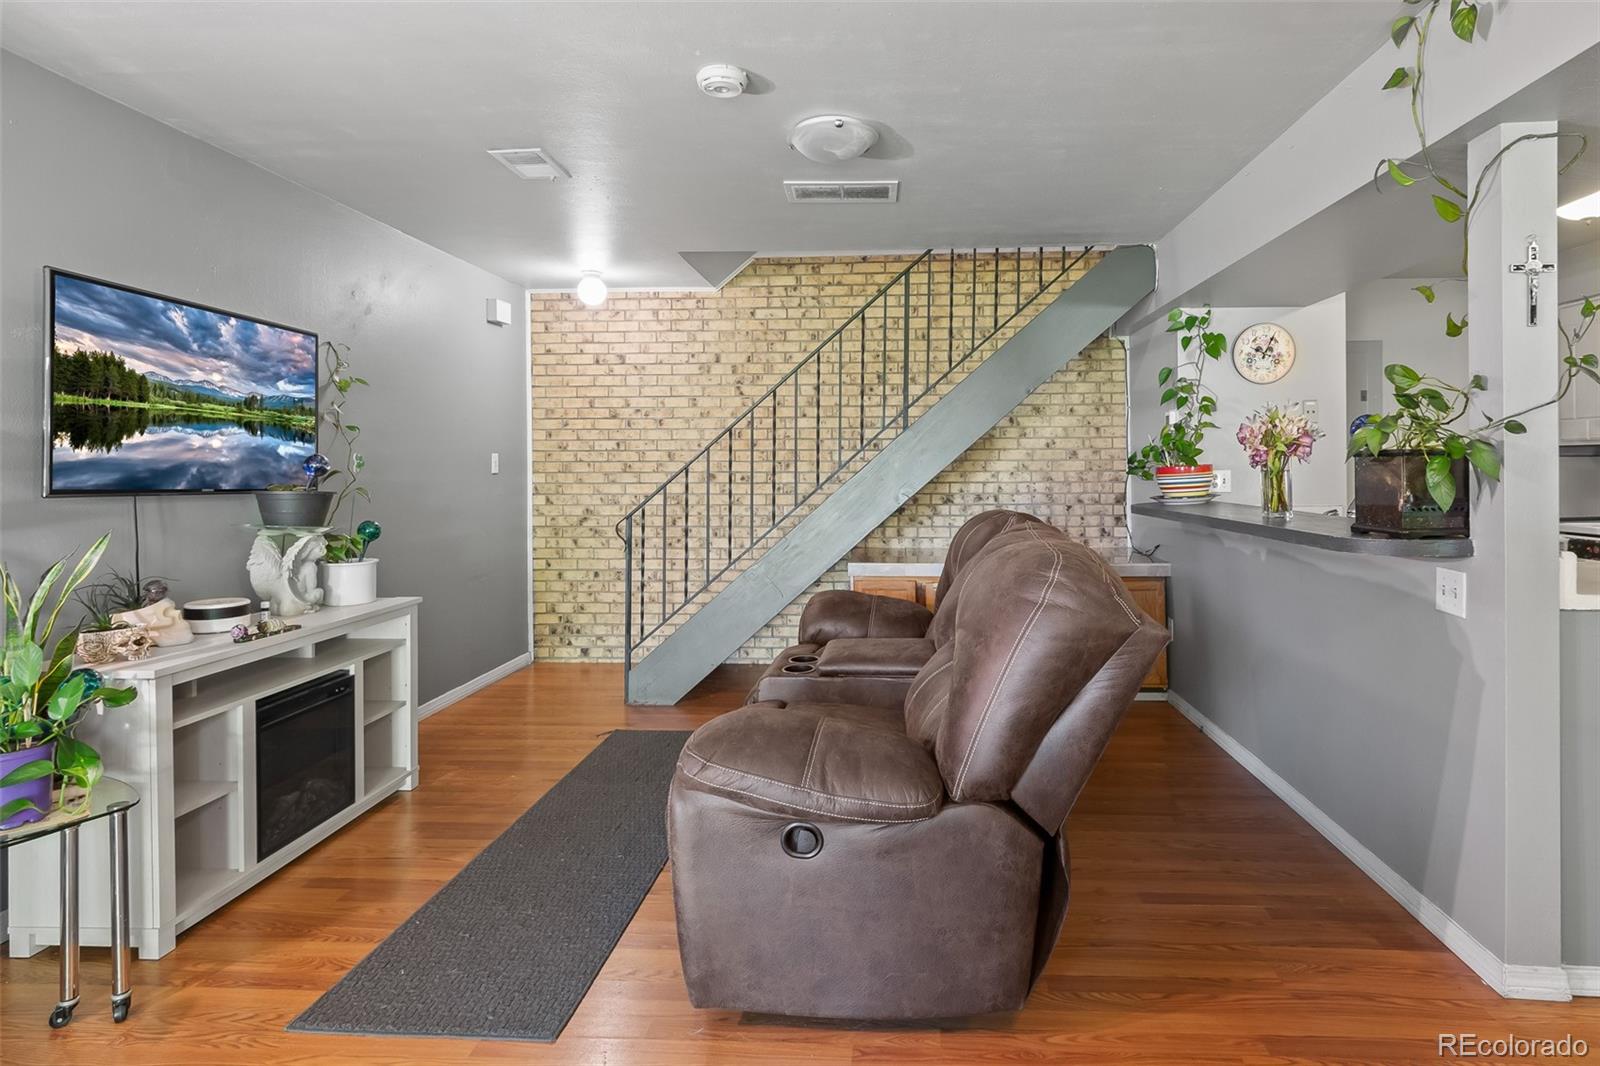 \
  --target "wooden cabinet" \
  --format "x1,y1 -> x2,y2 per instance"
852,576 -> 923,604
1120,576 -> 1168,691
849,571 -> 1168,691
